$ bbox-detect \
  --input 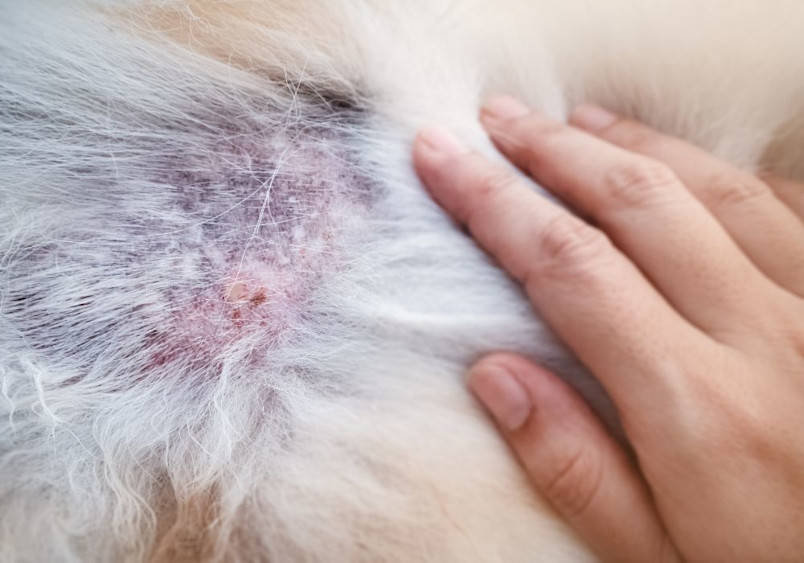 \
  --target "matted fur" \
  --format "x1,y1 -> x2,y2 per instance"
2,1 -> 803,561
